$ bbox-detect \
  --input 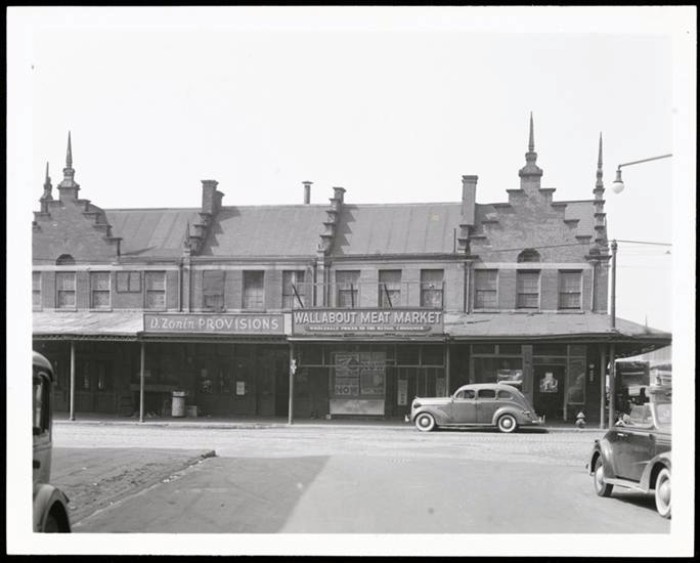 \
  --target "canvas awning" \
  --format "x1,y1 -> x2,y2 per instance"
33,311 -> 144,340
